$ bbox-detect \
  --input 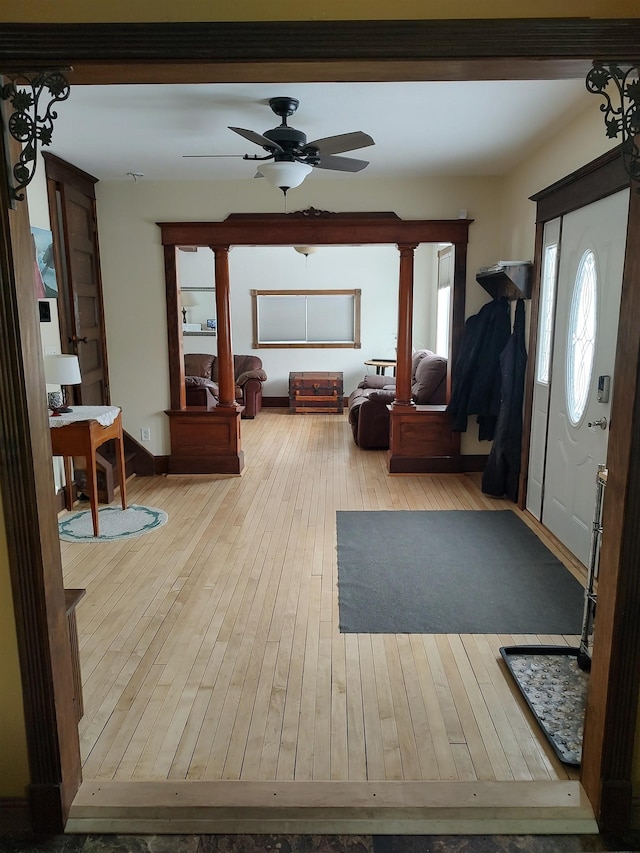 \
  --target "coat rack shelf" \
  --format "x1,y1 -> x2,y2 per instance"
476,261 -> 532,300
